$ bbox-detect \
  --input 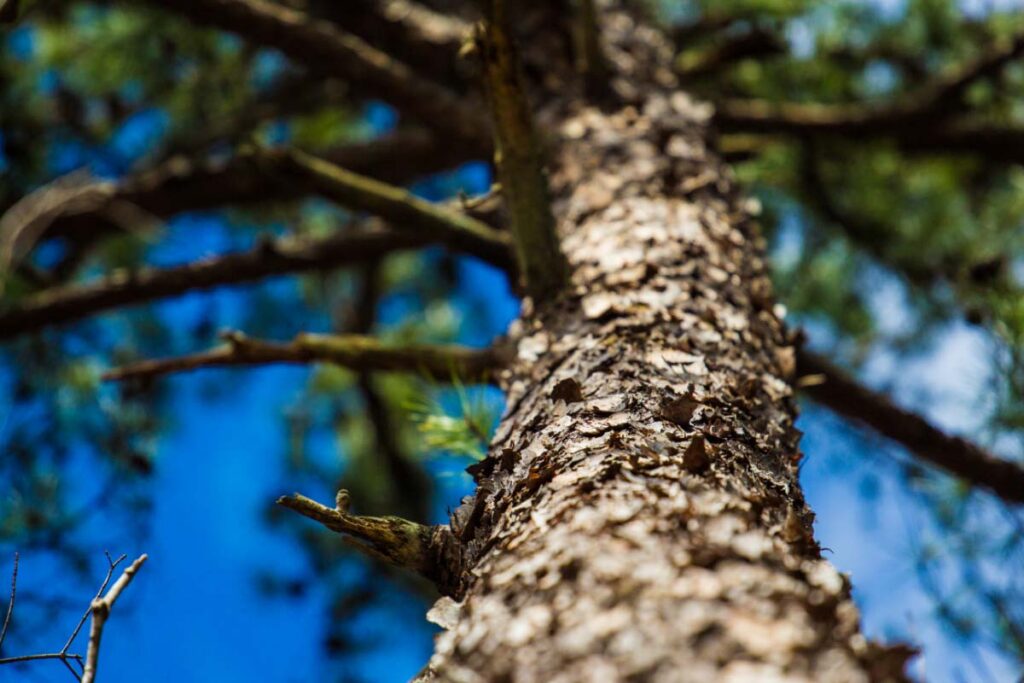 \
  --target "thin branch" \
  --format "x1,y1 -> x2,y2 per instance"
0,553 -> 17,654
137,0 -> 490,151
0,551 -> 145,681
62,553 -> 127,657
0,229 -> 452,340
797,348 -> 1024,505
276,491 -> 458,592
478,0 -> 568,300
715,30 -> 1024,136
276,148 -> 513,267
102,330 -> 507,383
80,554 -> 147,683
